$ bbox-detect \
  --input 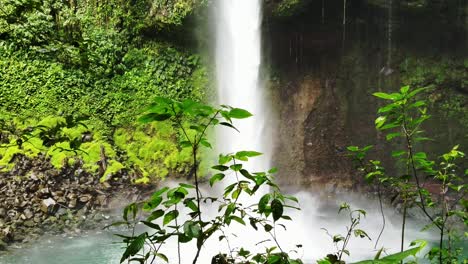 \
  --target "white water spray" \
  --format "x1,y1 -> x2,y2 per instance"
215,0 -> 270,171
